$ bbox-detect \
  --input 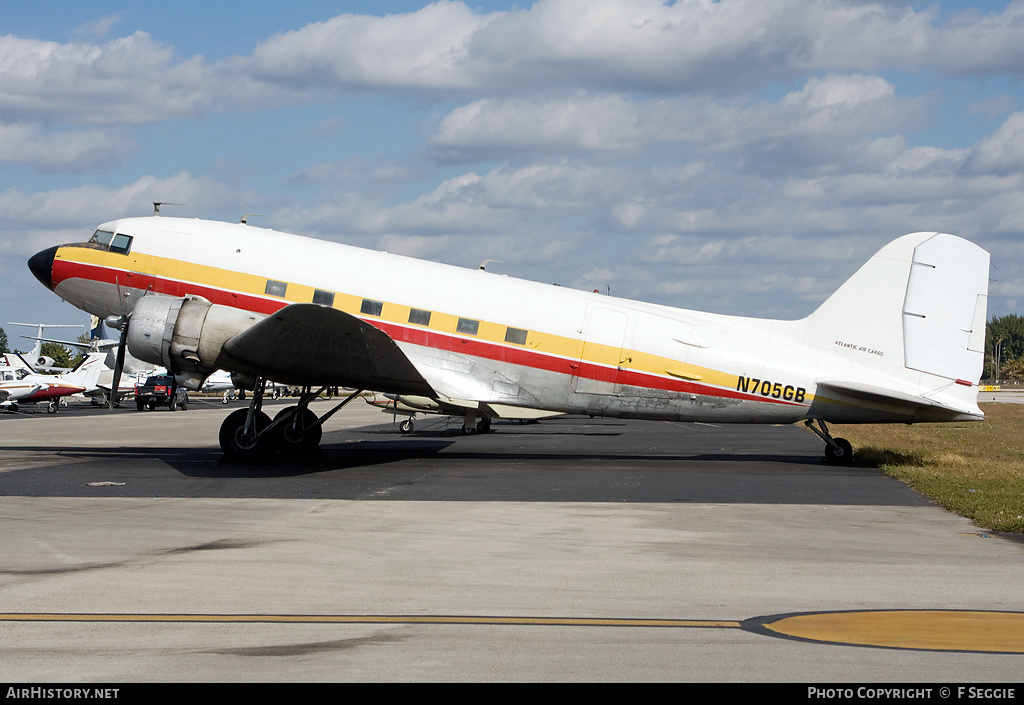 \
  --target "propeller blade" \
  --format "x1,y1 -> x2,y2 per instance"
108,319 -> 129,410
